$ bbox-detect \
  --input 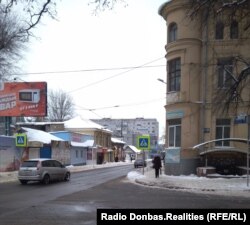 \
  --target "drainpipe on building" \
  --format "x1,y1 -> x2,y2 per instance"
247,115 -> 250,186
201,9 -> 209,166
